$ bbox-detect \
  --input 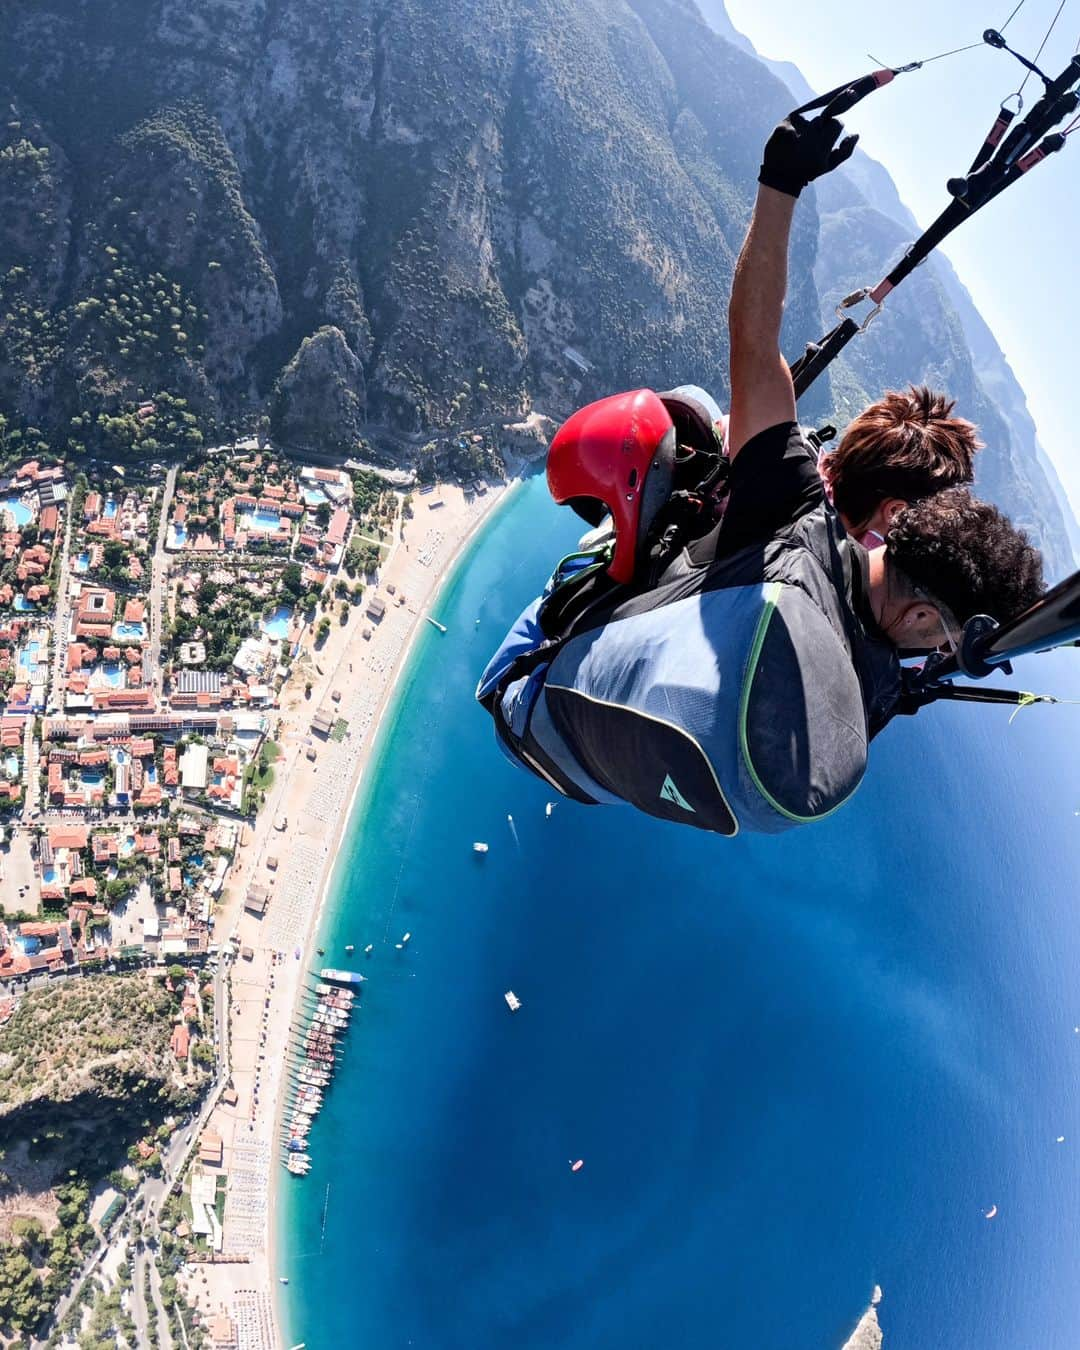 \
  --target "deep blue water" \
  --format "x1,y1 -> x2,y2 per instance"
280,474 -> 1080,1348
